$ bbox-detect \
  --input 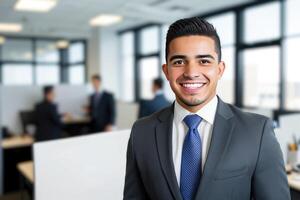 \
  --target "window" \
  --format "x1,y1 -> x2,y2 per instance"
36,41 -> 59,63
244,2 -> 280,44
206,12 -> 235,103
139,57 -> 160,99
68,42 -> 85,84
69,42 -> 84,63
1,39 -> 33,61
285,37 -> 300,110
286,0 -> 300,36
243,46 -> 280,109
0,38 -> 87,85
217,47 -> 235,104
69,65 -> 85,85
36,65 -> 60,85
139,26 -> 159,55
160,24 -> 175,101
35,40 -> 60,85
2,64 -> 33,85
120,32 -> 135,102
206,12 -> 235,46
